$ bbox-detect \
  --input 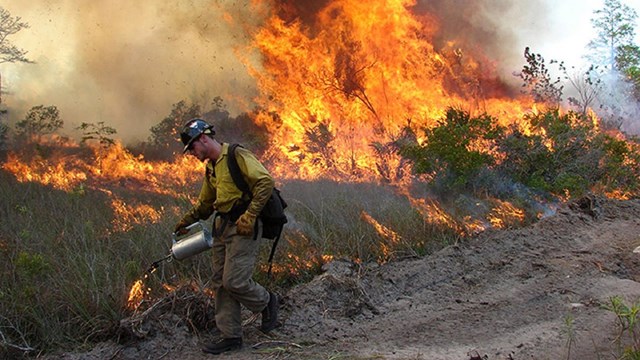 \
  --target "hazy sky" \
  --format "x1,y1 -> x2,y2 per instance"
1,0 -> 639,142
538,0 -> 640,66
